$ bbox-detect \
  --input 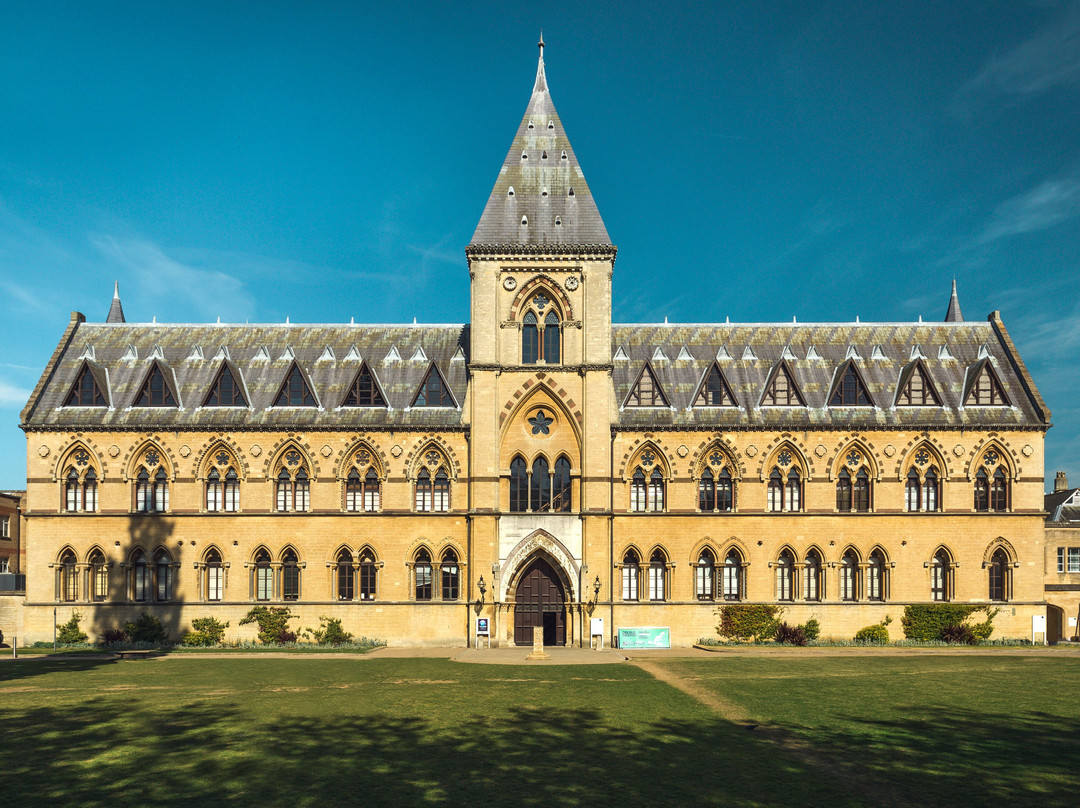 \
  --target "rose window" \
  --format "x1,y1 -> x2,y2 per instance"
285,450 -> 301,466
